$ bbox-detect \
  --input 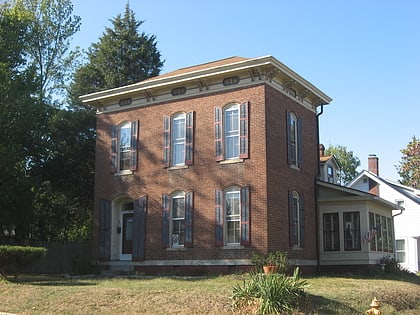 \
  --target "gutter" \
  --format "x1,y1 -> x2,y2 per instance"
314,104 -> 324,273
